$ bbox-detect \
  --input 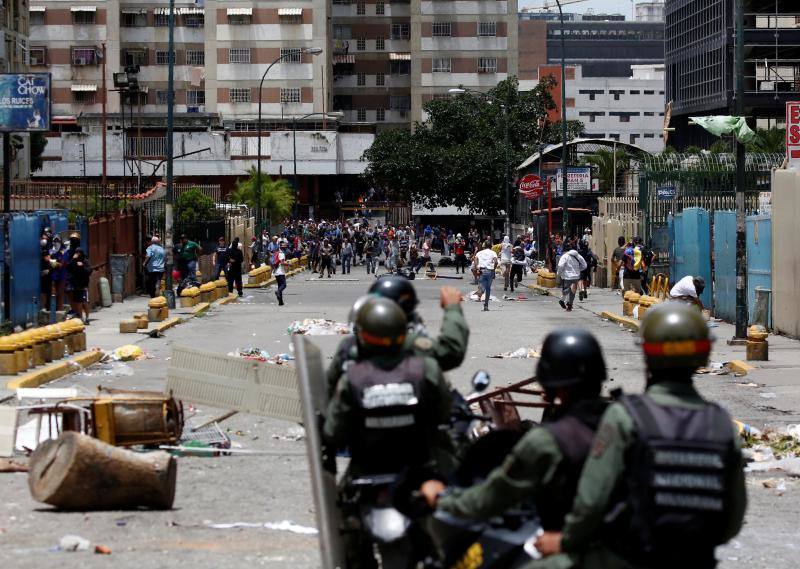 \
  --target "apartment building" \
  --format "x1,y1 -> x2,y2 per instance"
29,0 -> 328,127
3,0 -> 29,73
